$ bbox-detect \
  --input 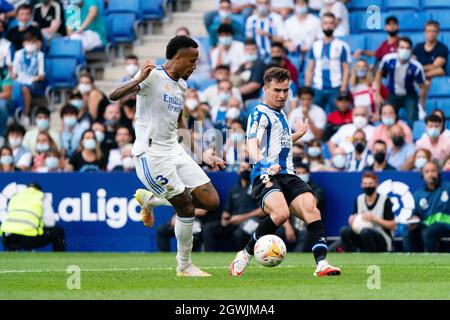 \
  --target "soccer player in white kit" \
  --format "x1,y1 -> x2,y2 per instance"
110,36 -> 225,277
